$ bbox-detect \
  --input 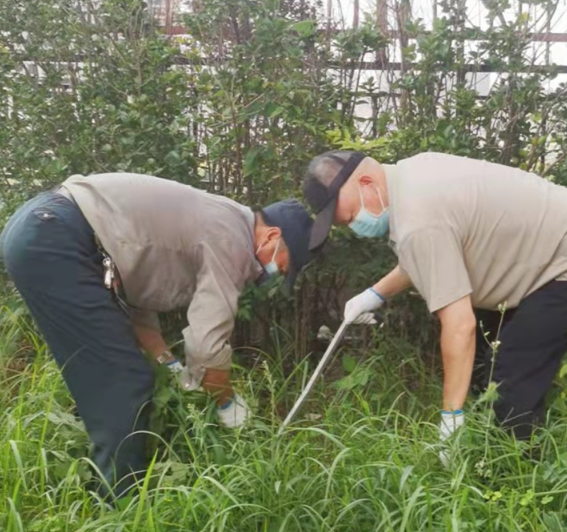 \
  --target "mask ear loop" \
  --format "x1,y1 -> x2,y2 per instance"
257,237 -> 281,262
270,237 -> 281,263
357,182 -> 387,218
375,186 -> 386,212
357,183 -> 365,211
